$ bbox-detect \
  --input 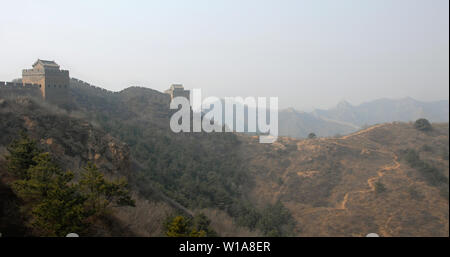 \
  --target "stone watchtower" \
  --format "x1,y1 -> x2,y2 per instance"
22,59 -> 69,103
164,84 -> 190,101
